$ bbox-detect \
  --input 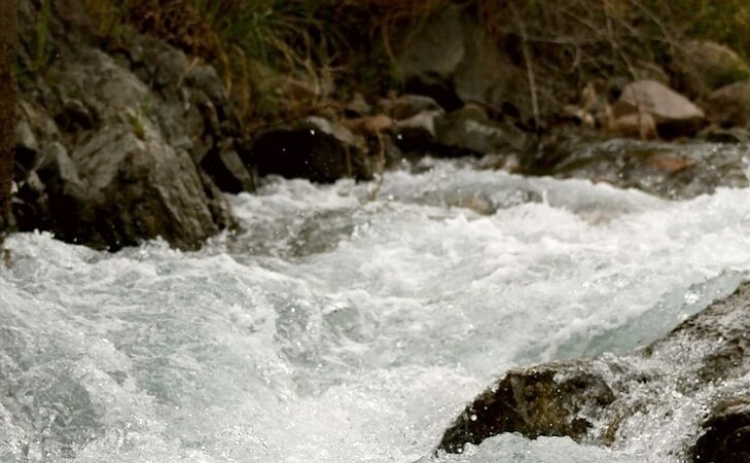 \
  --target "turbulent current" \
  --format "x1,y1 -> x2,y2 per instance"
2,160 -> 750,463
